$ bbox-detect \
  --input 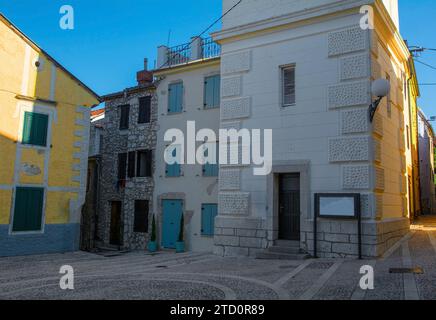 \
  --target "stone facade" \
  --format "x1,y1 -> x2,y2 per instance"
97,85 -> 157,250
